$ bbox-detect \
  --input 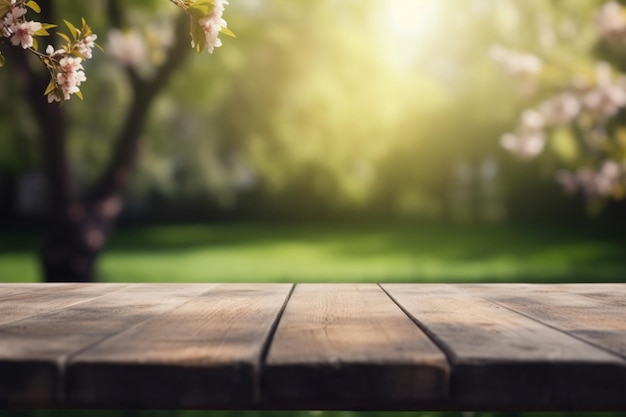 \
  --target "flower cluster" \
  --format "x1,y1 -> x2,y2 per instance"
107,28 -> 149,67
501,60 -> 626,199
1,0 -> 41,49
1,0 -> 233,104
44,49 -> 86,103
0,0 -> 49,67
596,1 -> 626,43
196,0 -> 229,54
490,45 -> 544,79
170,0 -> 234,54
1,0 -> 98,103
106,21 -> 175,69
497,3 -> 626,202
40,20 -> 98,103
502,63 -> 626,158
556,161 -> 626,200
